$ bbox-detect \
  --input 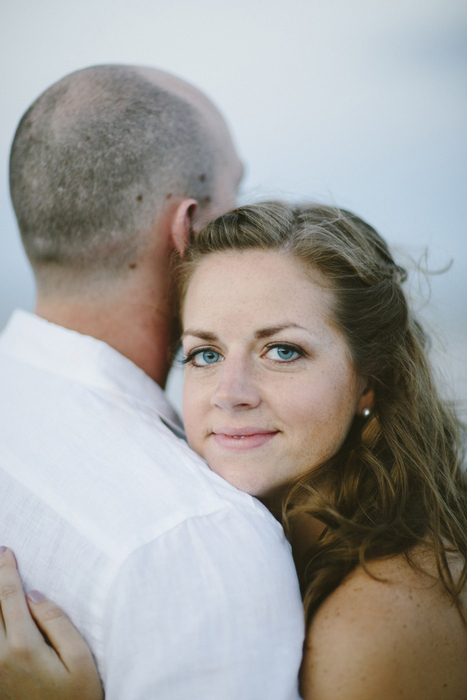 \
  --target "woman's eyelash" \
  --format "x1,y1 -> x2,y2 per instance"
265,342 -> 304,354
180,347 -> 215,365
180,350 -> 199,365
181,343 -> 305,363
